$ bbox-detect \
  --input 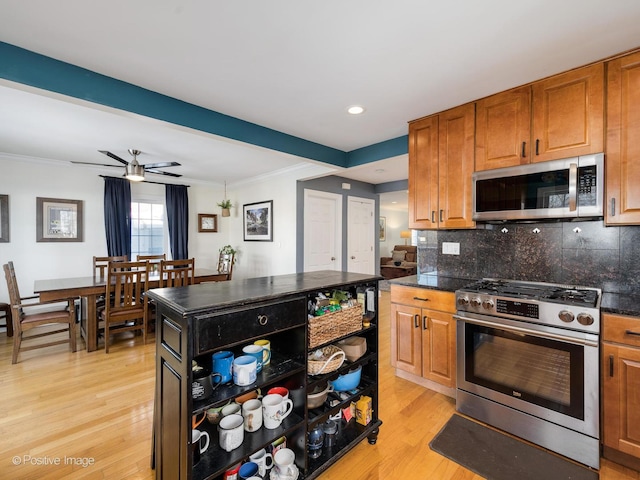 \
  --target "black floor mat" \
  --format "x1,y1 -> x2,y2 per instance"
429,414 -> 599,480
